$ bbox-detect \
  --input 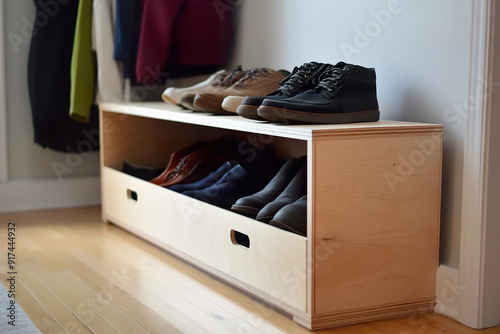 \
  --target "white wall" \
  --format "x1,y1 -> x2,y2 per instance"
231,0 -> 473,269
